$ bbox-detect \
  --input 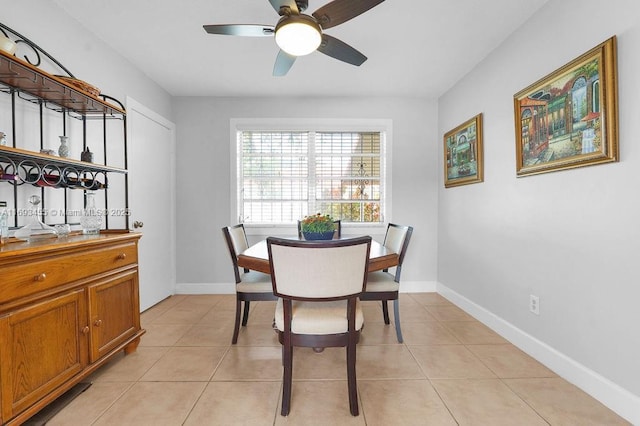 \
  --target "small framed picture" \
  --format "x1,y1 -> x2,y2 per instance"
514,36 -> 618,176
444,113 -> 483,188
